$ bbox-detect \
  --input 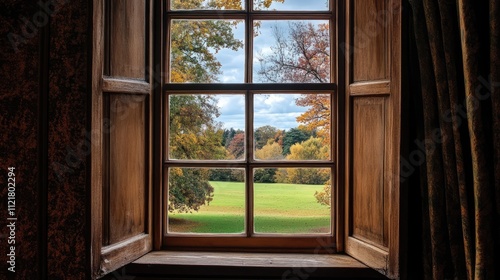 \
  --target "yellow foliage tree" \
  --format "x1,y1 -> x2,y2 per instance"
255,142 -> 284,160
275,137 -> 329,185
